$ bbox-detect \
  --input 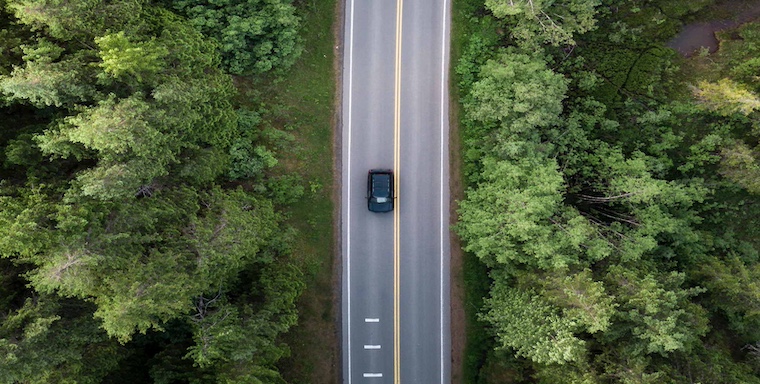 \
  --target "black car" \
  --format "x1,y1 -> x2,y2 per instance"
367,169 -> 394,212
